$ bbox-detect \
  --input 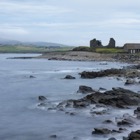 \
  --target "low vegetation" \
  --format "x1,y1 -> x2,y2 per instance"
72,46 -> 124,53
0,45 -> 74,53
95,47 -> 124,53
